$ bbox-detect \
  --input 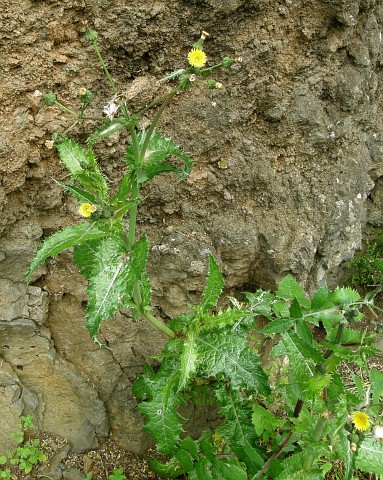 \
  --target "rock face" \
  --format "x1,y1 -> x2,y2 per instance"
1,0 -> 382,453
